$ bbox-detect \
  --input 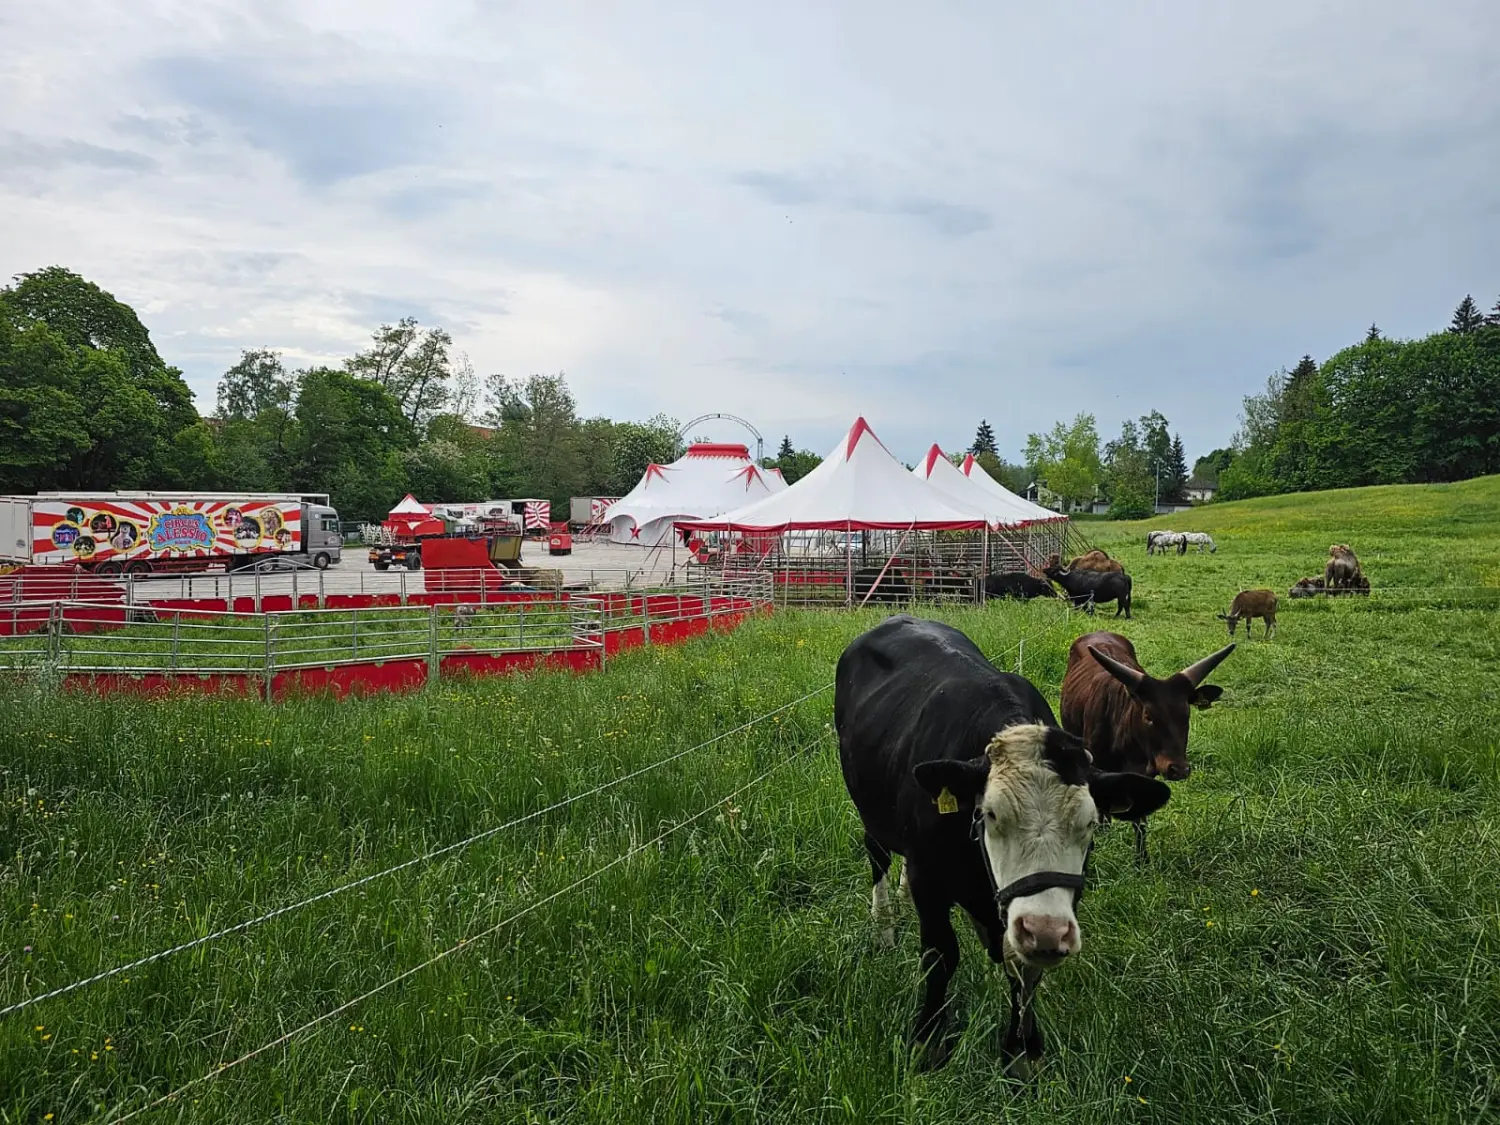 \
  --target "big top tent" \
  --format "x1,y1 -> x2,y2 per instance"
677,417 -> 989,533
912,446 -> 1064,528
602,442 -> 781,546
